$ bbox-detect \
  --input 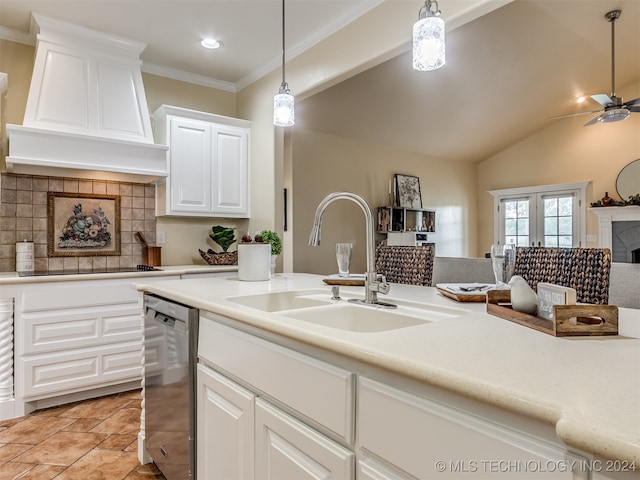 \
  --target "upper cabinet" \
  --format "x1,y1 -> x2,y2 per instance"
153,105 -> 251,218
